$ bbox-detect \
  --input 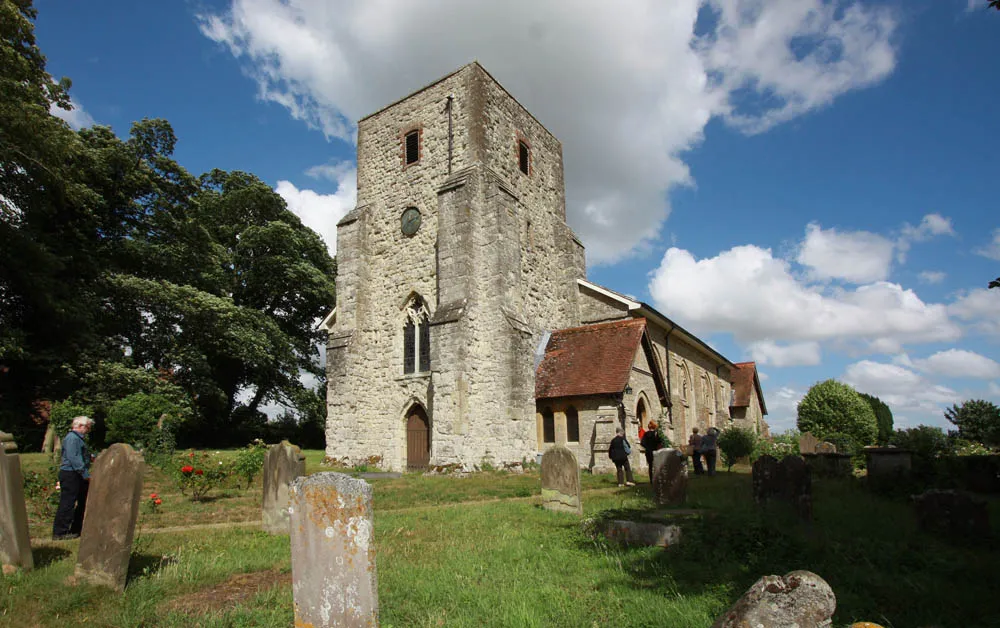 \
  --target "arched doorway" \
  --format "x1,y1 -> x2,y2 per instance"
636,397 -> 648,430
406,405 -> 430,470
